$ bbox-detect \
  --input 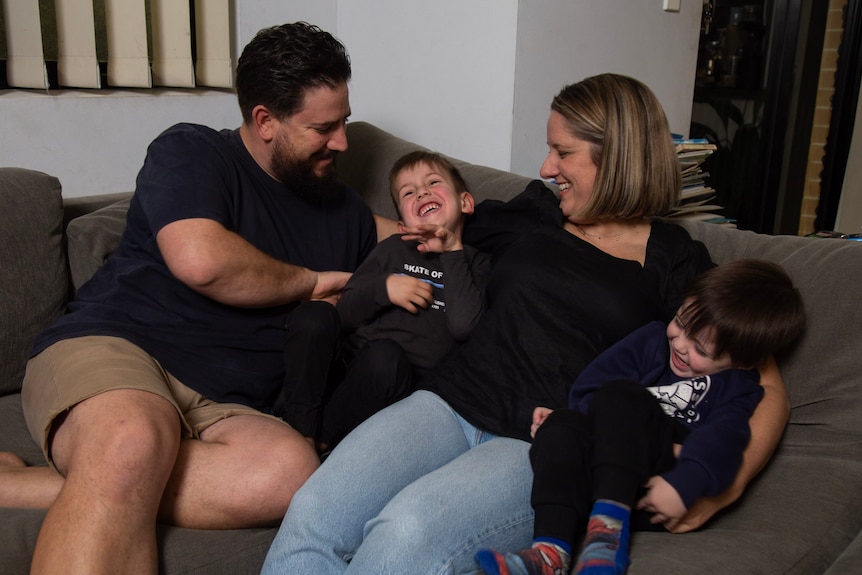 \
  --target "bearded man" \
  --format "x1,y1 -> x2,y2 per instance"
4,22 -> 376,574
